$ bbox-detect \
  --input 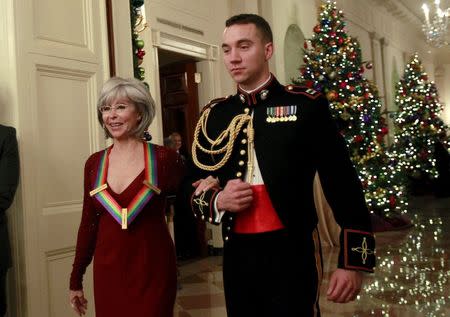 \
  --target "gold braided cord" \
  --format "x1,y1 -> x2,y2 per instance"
245,119 -> 254,183
192,107 -> 255,175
